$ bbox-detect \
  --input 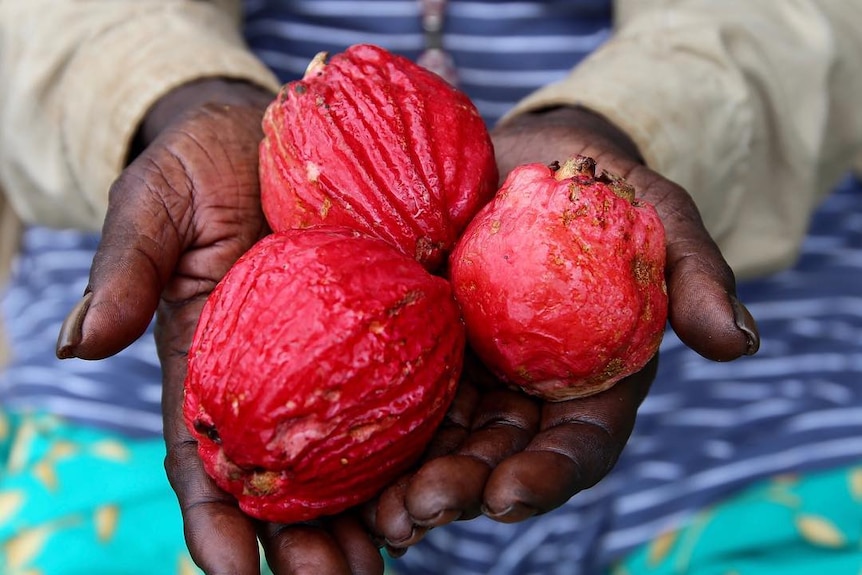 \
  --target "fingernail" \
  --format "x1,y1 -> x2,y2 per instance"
385,545 -> 409,559
413,508 -> 462,528
385,525 -> 428,548
481,502 -> 537,523
56,291 -> 93,359
729,294 -> 760,355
